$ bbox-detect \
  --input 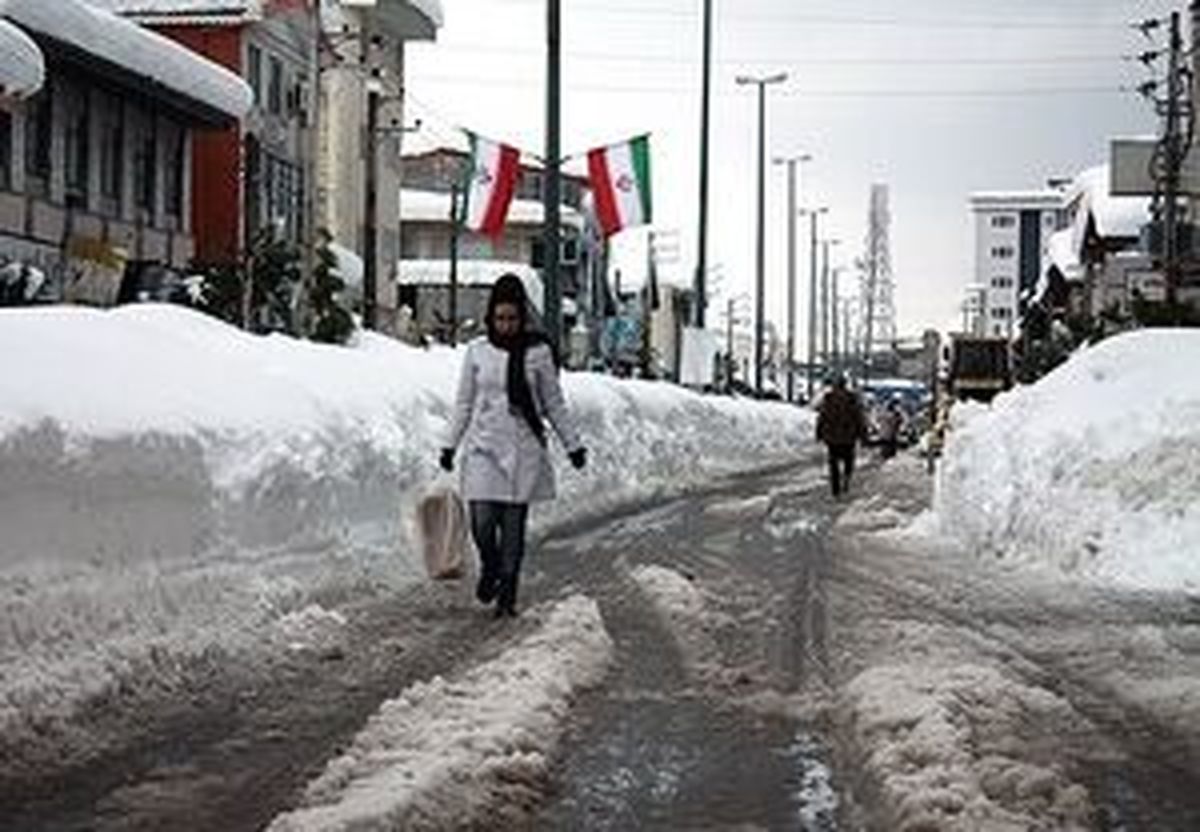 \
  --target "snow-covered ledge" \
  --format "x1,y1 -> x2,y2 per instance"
1,0 -> 251,120
0,15 -> 42,100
